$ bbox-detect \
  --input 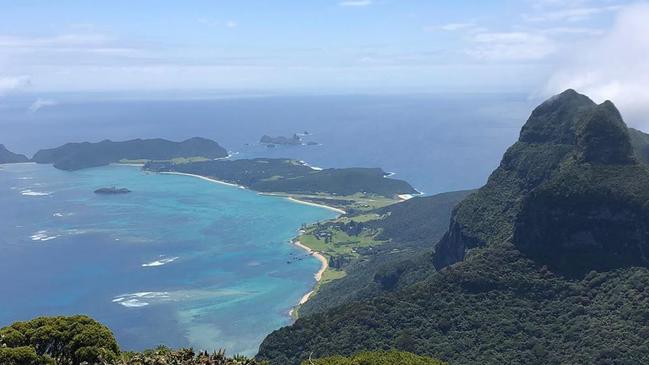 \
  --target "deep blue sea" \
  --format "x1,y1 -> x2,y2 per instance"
0,163 -> 336,354
0,92 -> 538,194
